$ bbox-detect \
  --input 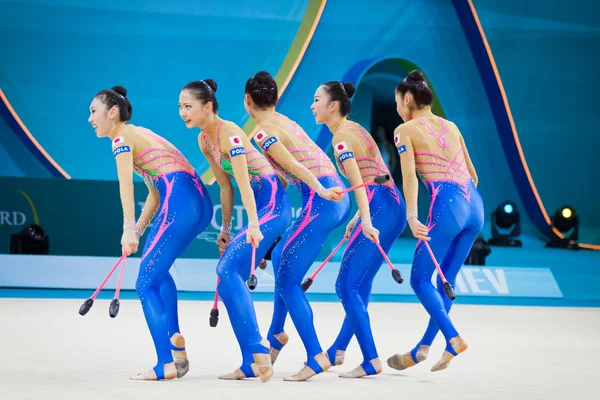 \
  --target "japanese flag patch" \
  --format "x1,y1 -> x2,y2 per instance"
394,135 -> 400,145
229,136 -> 243,147
334,141 -> 349,154
254,130 -> 268,143
112,136 -> 125,146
